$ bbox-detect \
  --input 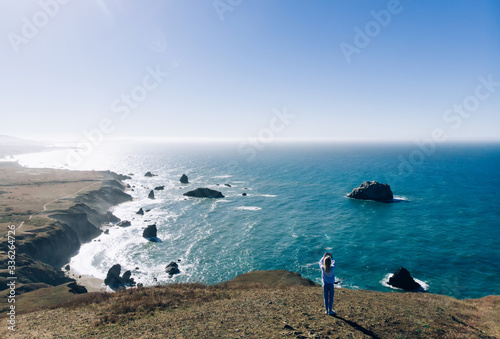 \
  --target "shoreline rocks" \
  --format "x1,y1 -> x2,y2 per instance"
68,282 -> 88,294
104,264 -> 136,289
184,188 -> 224,199
165,262 -> 181,276
117,220 -> 131,227
347,181 -> 393,202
